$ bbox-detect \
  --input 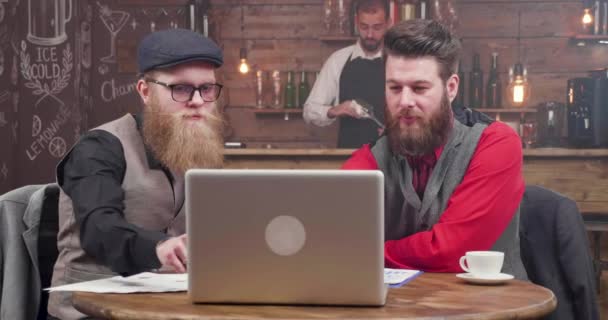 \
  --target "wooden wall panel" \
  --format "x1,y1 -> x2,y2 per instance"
222,40 -> 327,74
524,159 -> 608,213
455,2 -> 581,38
219,5 -> 323,39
